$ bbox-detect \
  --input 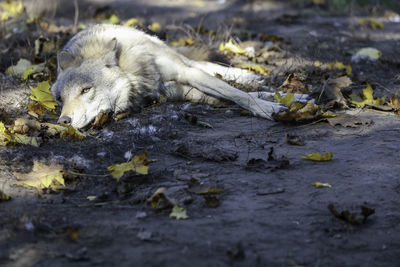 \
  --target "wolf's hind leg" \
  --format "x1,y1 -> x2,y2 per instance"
190,61 -> 263,87
163,81 -> 222,105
